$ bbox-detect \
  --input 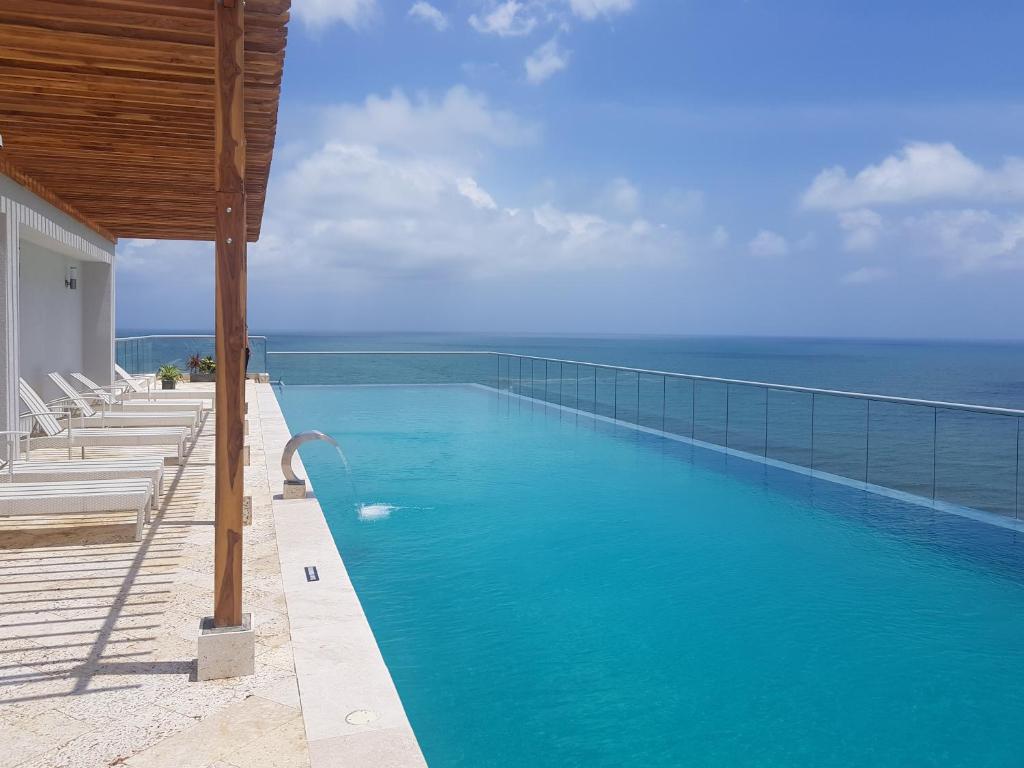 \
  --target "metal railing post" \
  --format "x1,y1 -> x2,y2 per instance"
691,380 -> 697,439
864,400 -> 871,484
662,375 -> 666,432
764,388 -> 769,458
725,384 -> 730,449
613,369 -> 618,420
636,373 -> 640,425
932,407 -> 938,501
810,392 -> 816,471
1016,417 -> 1021,519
